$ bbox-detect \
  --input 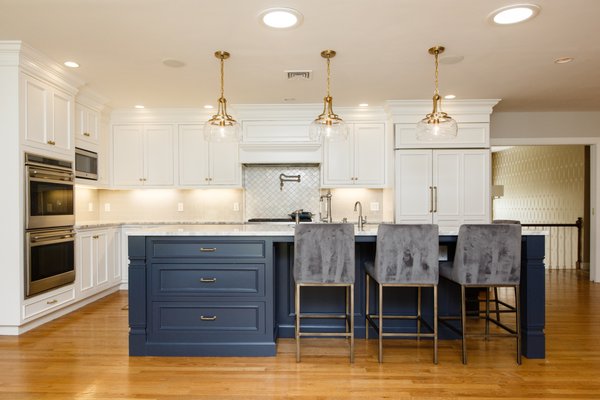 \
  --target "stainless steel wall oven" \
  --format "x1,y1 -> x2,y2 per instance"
24,153 -> 76,297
